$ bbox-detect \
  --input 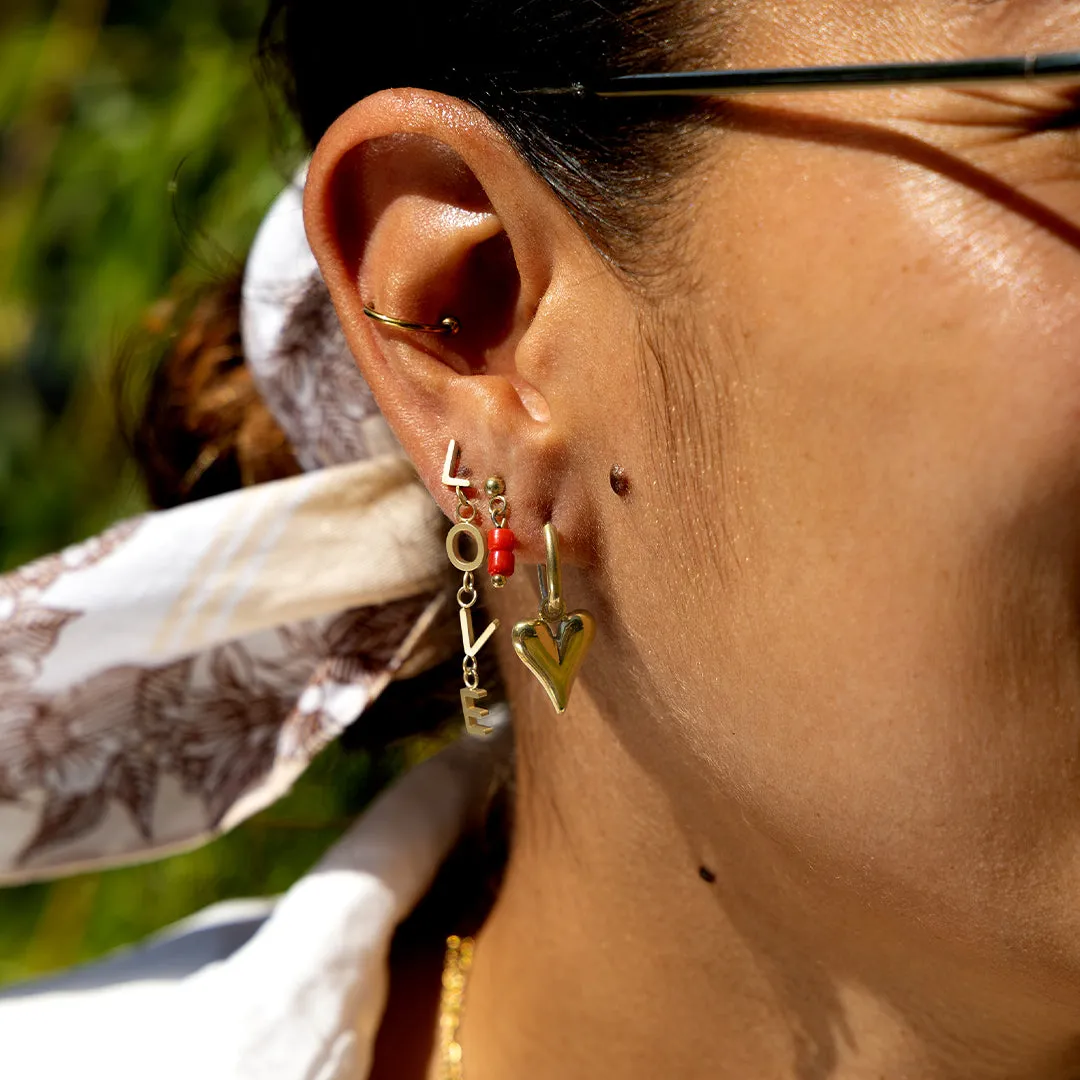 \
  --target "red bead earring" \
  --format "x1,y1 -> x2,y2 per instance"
484,477 -> 515,588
